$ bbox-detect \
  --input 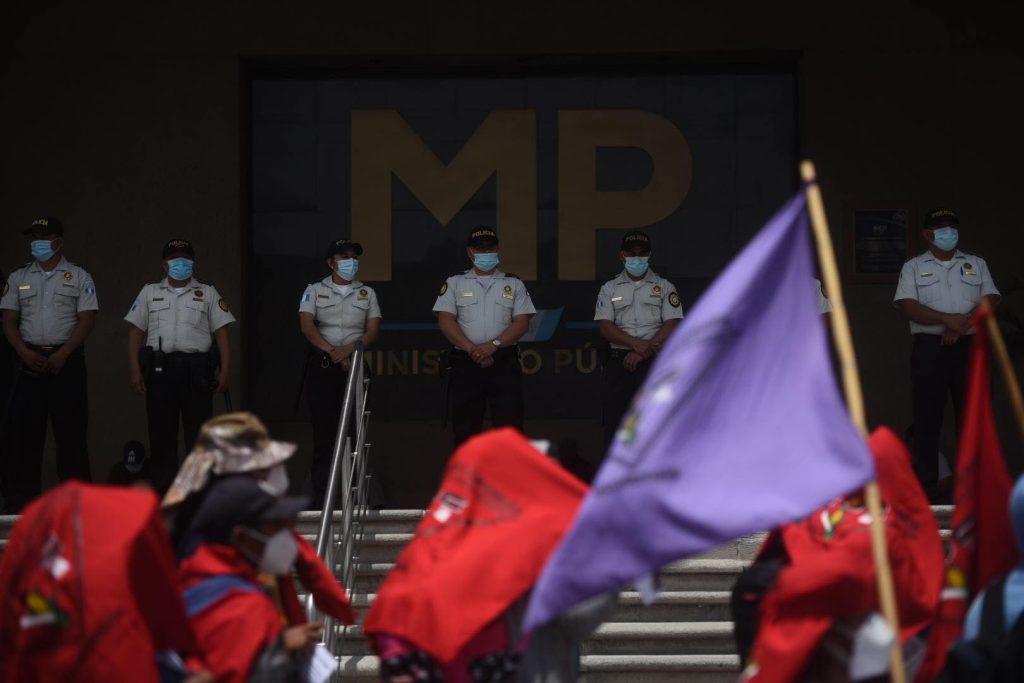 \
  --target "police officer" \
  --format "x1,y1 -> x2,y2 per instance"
0,216 -> 97,511
433,226 -> 536,448
298,238 -> 381,506
894,207 -> 999,500
595,230 -> 683,449
124,238 -> 235,493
